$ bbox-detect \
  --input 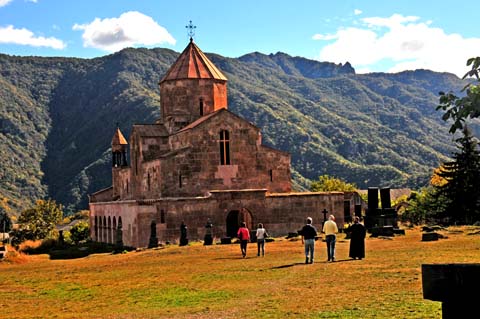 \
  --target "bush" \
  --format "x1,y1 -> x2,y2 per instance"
70,221 -> 90,244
